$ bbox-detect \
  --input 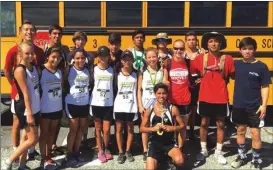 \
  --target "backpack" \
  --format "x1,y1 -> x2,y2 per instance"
202,53 -> 229,84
